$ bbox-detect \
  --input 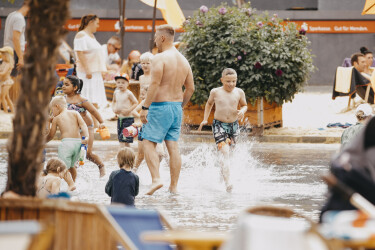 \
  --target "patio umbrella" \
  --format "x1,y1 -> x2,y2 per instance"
362,0 -> 375,15
139,0 -> 185,28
